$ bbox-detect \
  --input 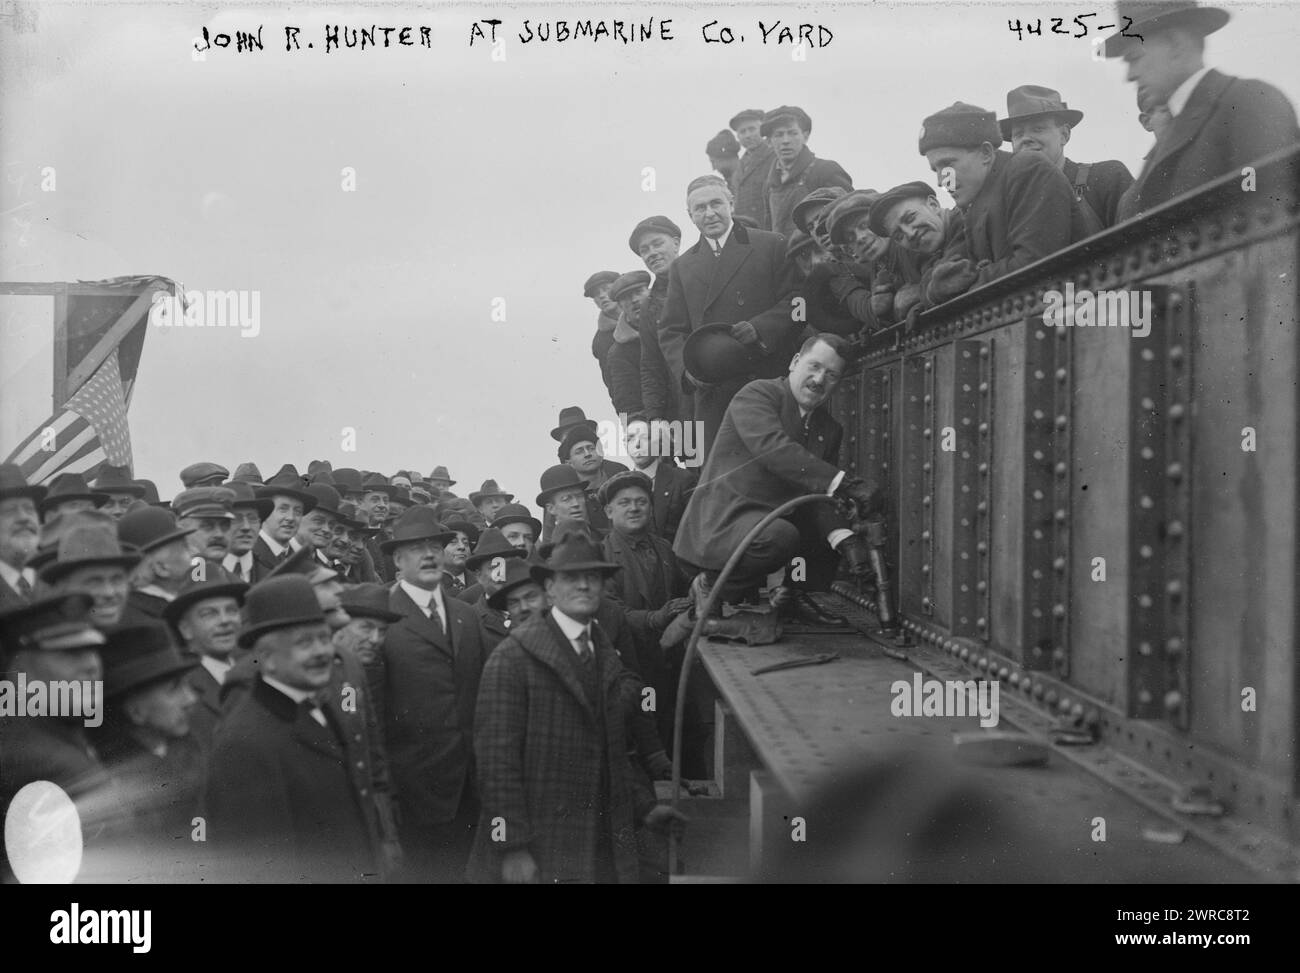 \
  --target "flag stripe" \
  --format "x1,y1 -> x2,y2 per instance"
7,410 -> 80,466
27,424 -> 97,482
